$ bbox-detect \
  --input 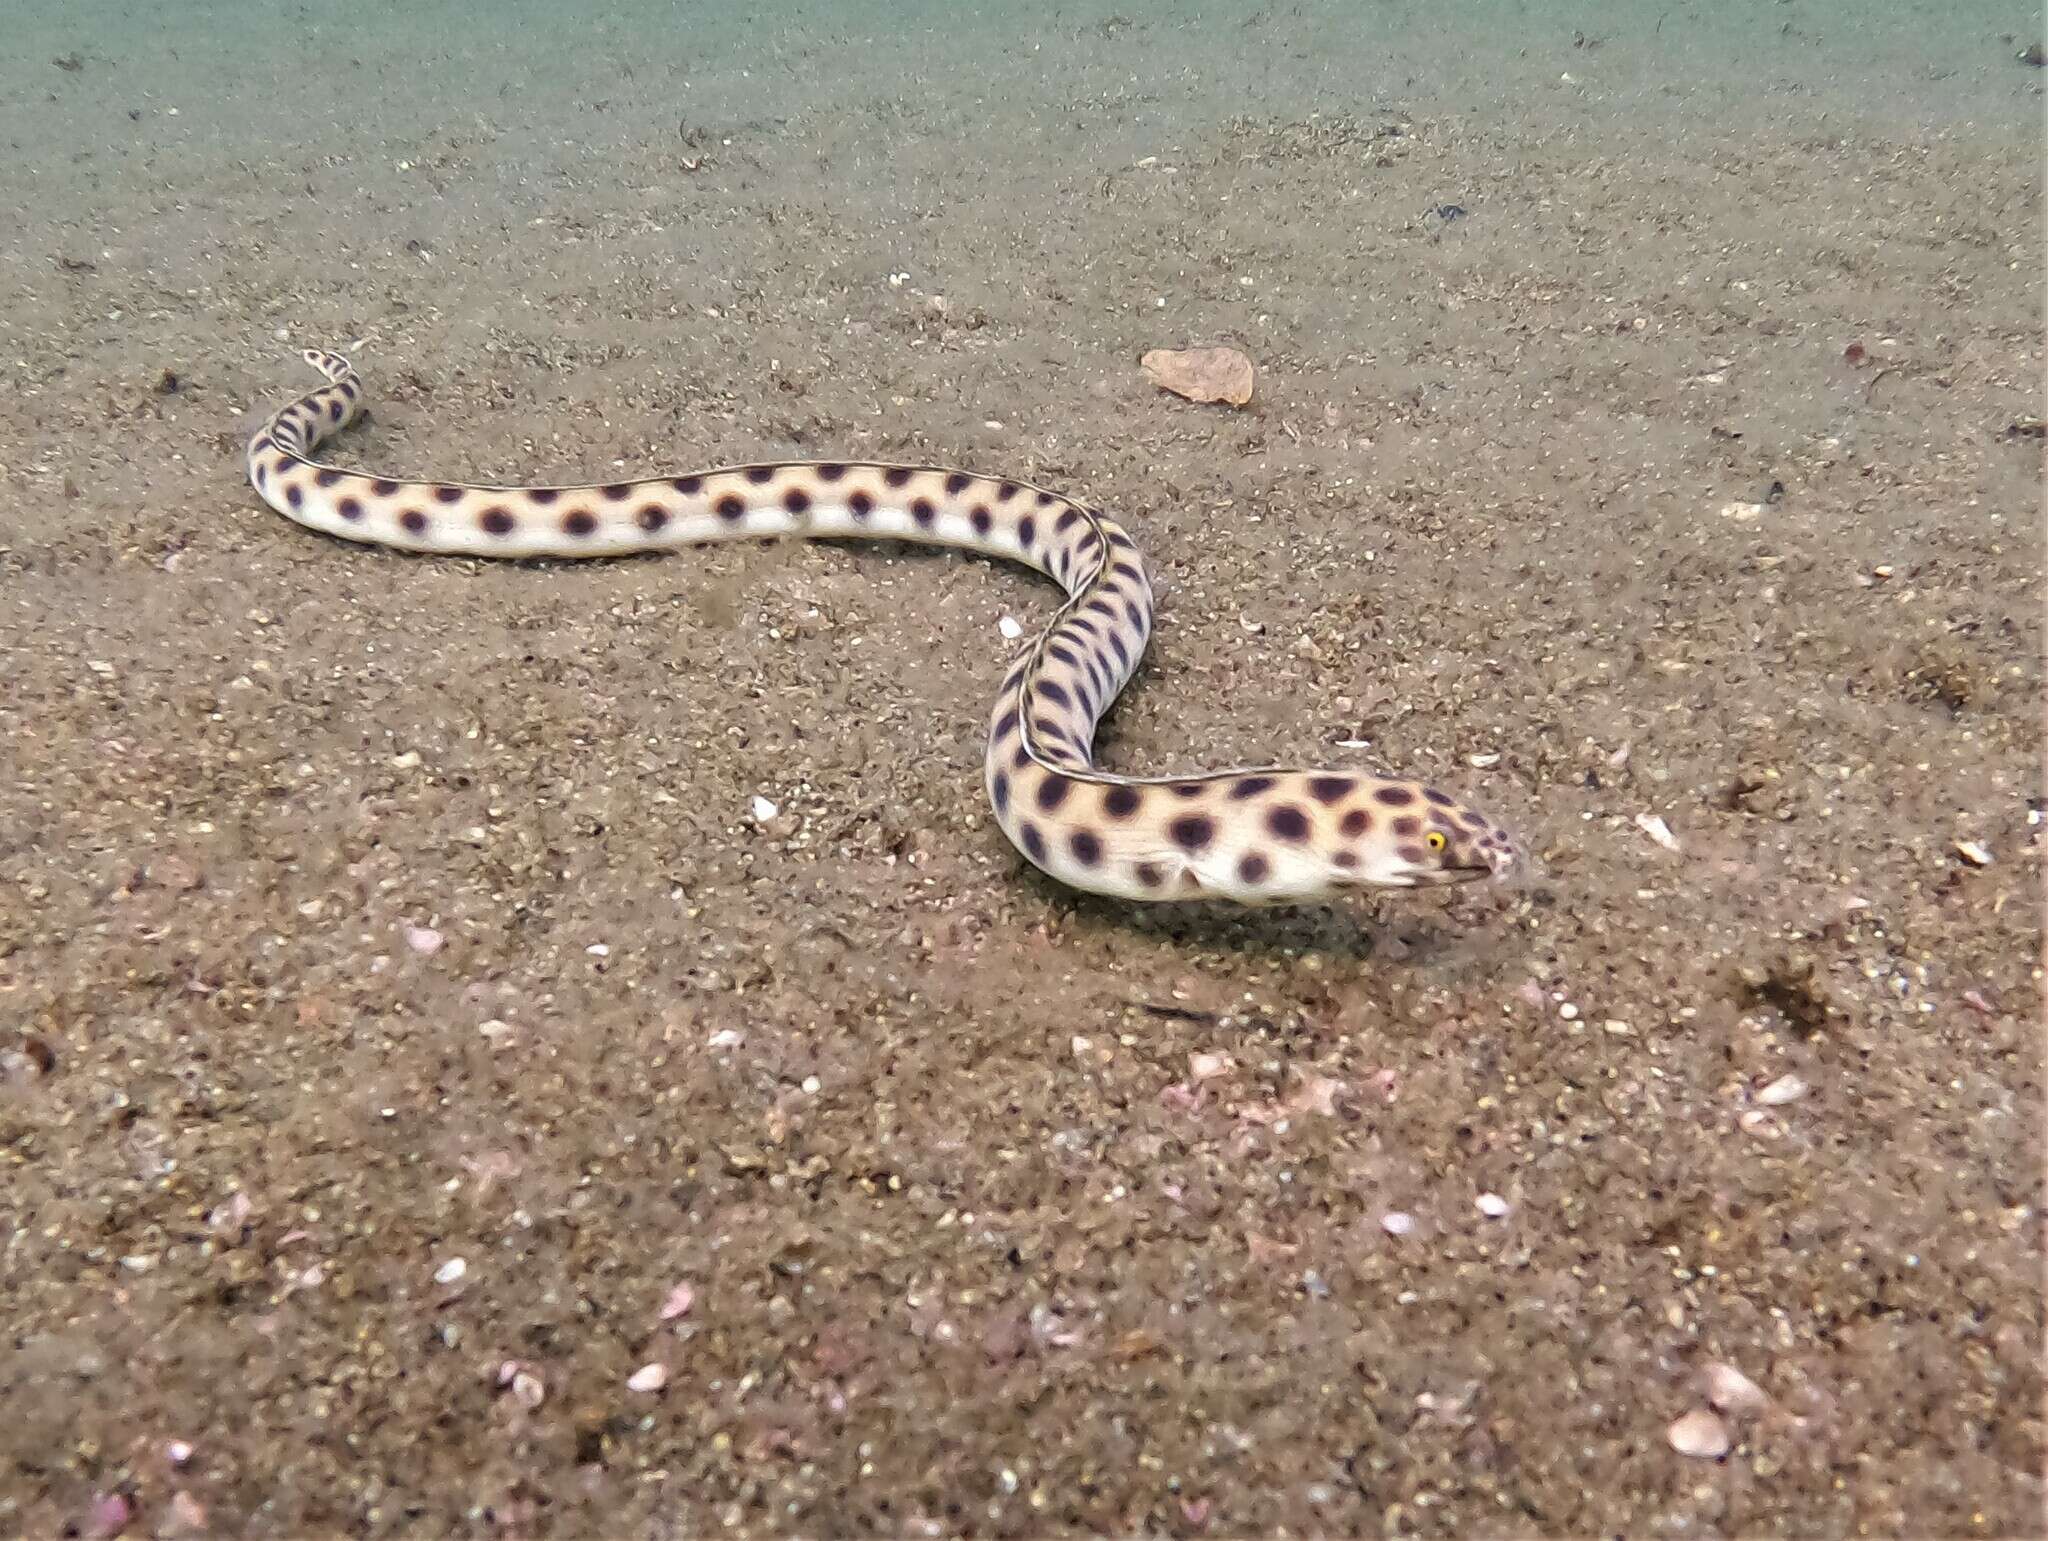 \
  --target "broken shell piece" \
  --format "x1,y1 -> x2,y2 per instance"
659,1282 -> 696,1321
1701,1362 -> 1770,1415
1755,1073 -> 1807,1106
1189,1051 -> 1235,1081
750,795 -> 780,823
1140,344 -> 1256,406
1667,1408 -> 1732,1458
627,1362 -> 670,1393
433,1257 -> 467,1284
1954,840 -> 1993,867
1634,813 -> 1682,852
